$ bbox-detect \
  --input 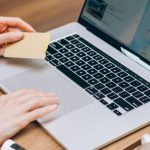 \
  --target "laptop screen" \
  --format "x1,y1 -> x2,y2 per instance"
80,0 -> 150,63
